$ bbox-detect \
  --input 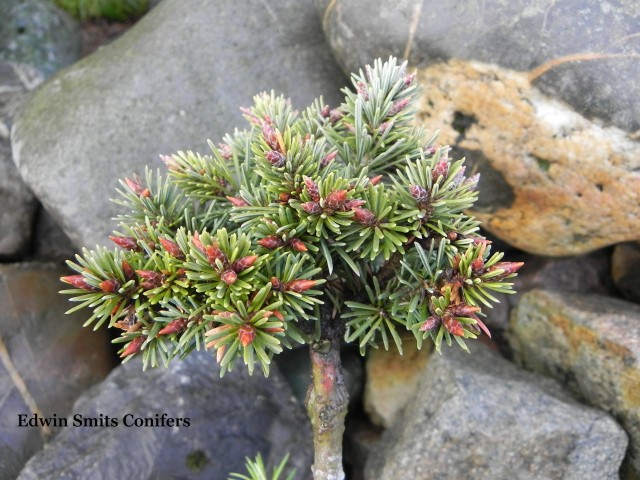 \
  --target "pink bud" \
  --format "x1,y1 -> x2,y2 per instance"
290,238 -> 308,252
329,109 -> 343,124
60,275 -> 96,291
220,269 -> 238,285
353,207 -> 377,226
325,190 -> 348,210
444,316 -> 464,336
109,236 -> 139,251
120,336 -> 145,357
320,151 -> 338,168
232,255 -> 258,272
226,196 -> 248,207
238,324 -> 256,347
304,176 -> 320,201
301,201 -> 322,215
158,318 -> 189,336
419,316 -> 441,332
159,237 -> 183,259
99,279 -> 120,293
320,105 -> 330,118
258,235 -> 284,250
266,150 -> 286,167
388,98 -> 409,116
285,279 -> 318,293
